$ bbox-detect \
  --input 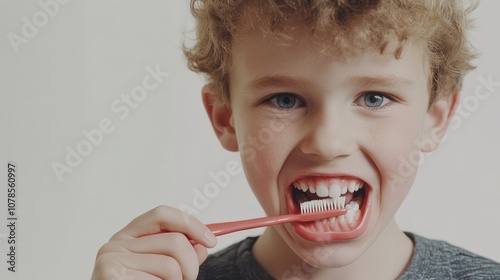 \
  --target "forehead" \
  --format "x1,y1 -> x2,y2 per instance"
230,26 -> 429,93
231,2 -> 422,62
